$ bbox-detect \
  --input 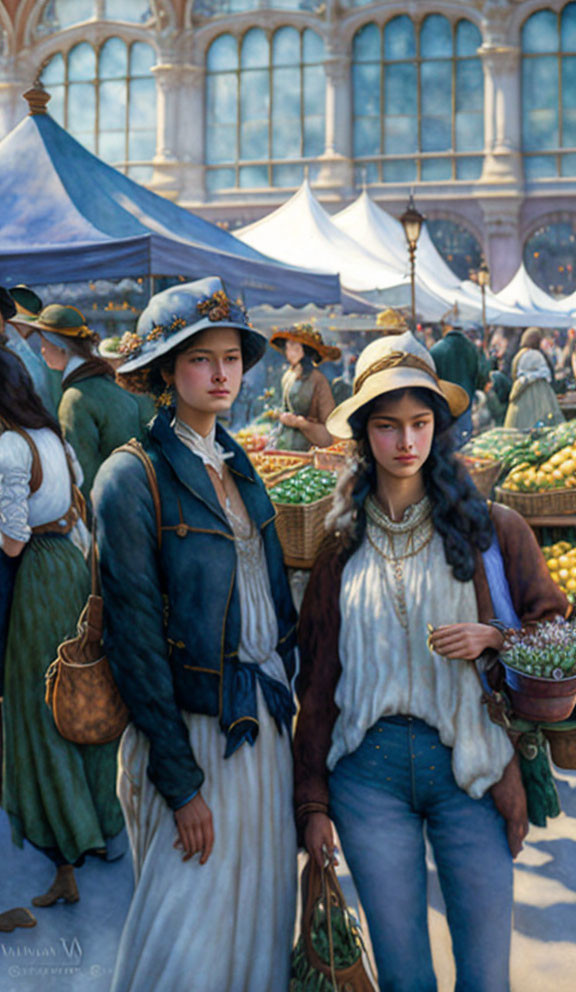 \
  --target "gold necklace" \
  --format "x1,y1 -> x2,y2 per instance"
366,520 -> 434,563
366,517 -> 434,631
